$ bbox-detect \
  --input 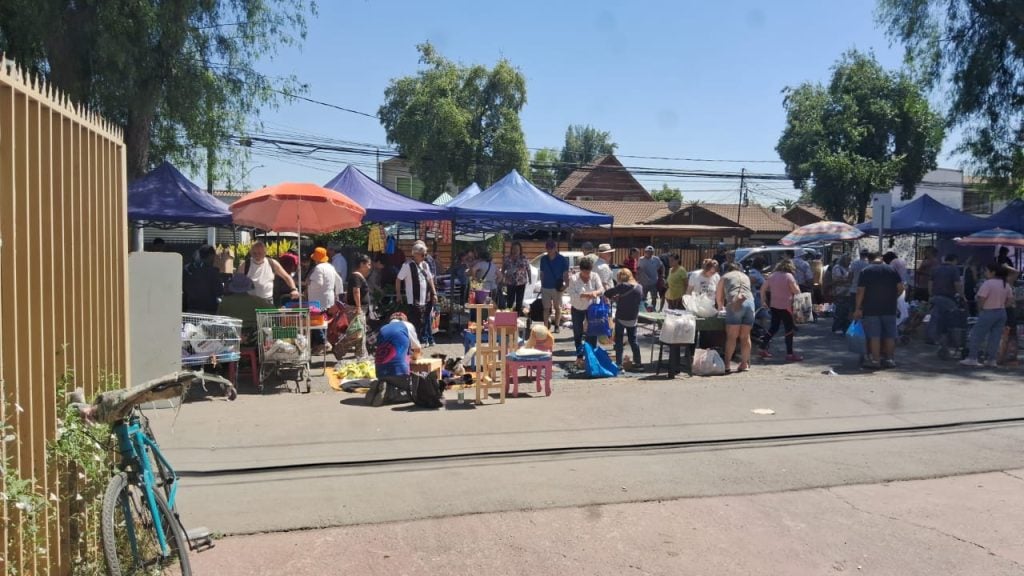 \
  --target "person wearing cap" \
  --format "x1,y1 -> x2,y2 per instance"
539,240 -> 570,332
306,246 -> 345,309
636,246 -> 665,309
238,240 -> 300,305
218,274 -> 266,344
594,243 -> 615,287
366,311 -> 422,407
